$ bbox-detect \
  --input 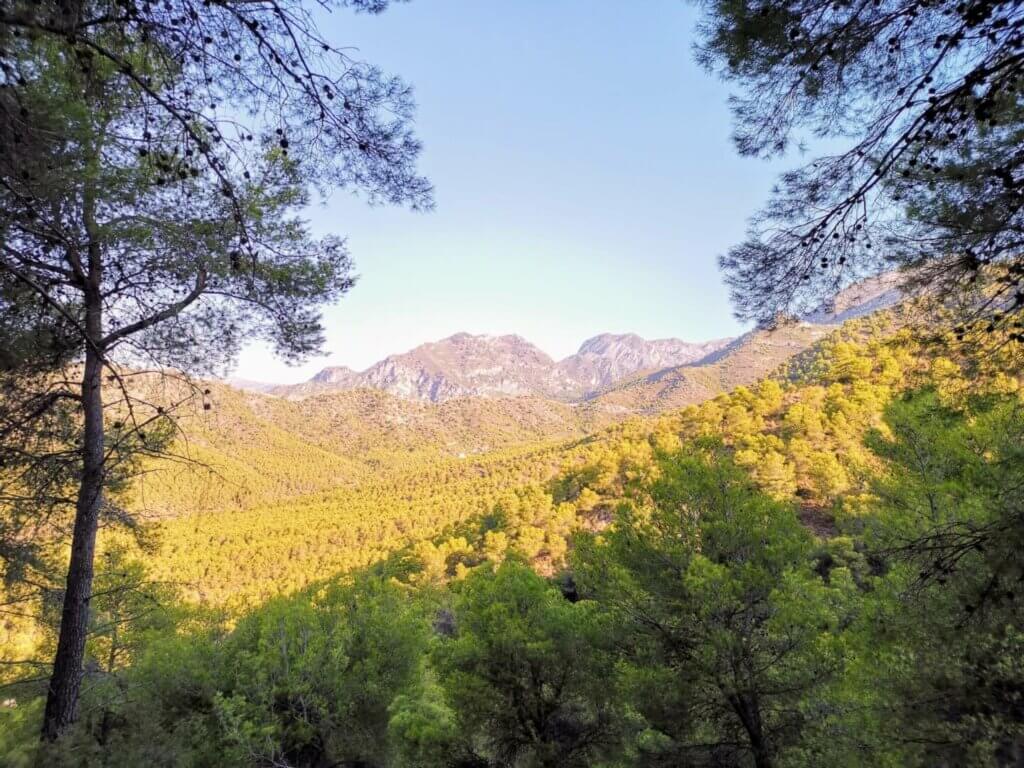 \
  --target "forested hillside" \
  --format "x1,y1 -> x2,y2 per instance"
42,303 -> 999,609
4,302 -> 1023,767
131,300 -> 895,519
113,305 -> 900,606
126,319 -> 851,518
134,384 -> 618,516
